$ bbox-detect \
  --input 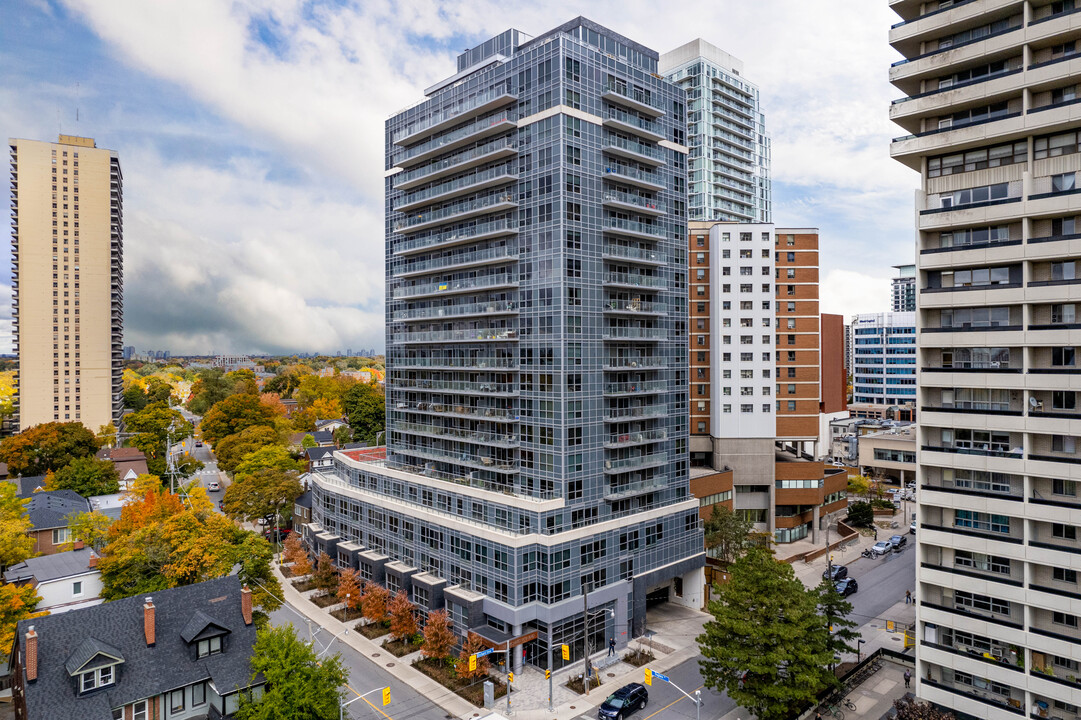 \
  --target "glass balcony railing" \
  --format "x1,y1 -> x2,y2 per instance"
392,273 -> 517,299
604,134 -> 665,162
603,381 -> 666,395
390,378 -> 517,394
604,107 -> 663,137
392,300 -> 518,322
602,190 -> 666,214
393,217 -> 517,255
603,272 -> 666,289
392,421 -> 519,447
394,110 -> 517,165
603,245 -> 666,264
393,192 -> 516,233
393,327 -> 518,343
605,477 -> 666,499
604,218 -> 666,239
393,443 -> 518,474
603,357 -> 665,369
604,453 -> 667,472
602,327 -> 667,340
606,429 -> 668,447
391,357 -> 517,371
392,87 -> 516,144
603,164 -> 664,188
604,405 -> 666,421
395,163 -> 517,212
603,299 -> 666,314
399,401 -> 517,420
394,246 -> 517,277
394,137 -> 518,188
603,82 -> 666,114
